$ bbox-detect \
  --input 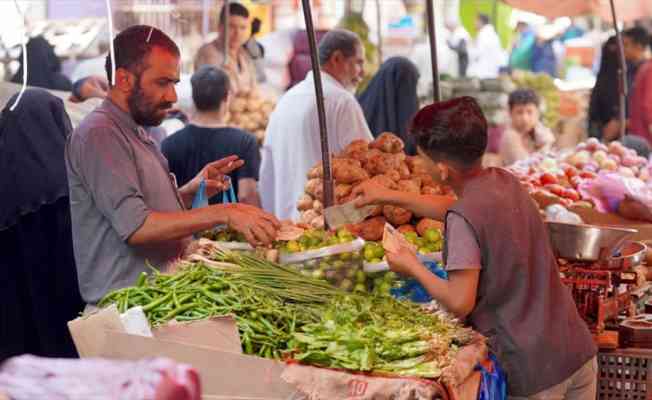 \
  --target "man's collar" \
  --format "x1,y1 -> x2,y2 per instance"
100,98 -> 155,144
306,70 -> 346,90
101,98 -> 140,133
